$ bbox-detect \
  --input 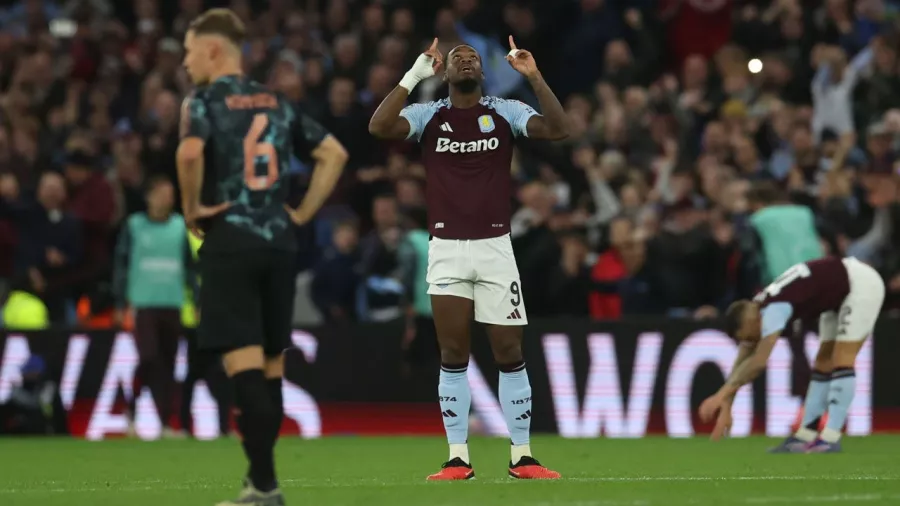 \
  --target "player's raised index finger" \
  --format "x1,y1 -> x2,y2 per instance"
429,37 -> 438,52
508,35 -> 517,50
